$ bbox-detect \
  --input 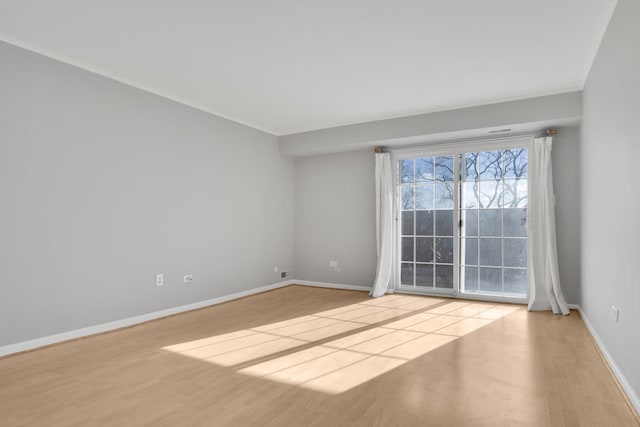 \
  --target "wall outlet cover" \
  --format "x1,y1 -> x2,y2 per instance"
610,305 -> 619,322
